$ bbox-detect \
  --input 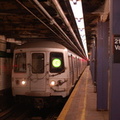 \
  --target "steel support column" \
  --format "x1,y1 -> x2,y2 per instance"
90,43 -> 96,85
110,0 -> 120,119
96,21 -> 108,110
